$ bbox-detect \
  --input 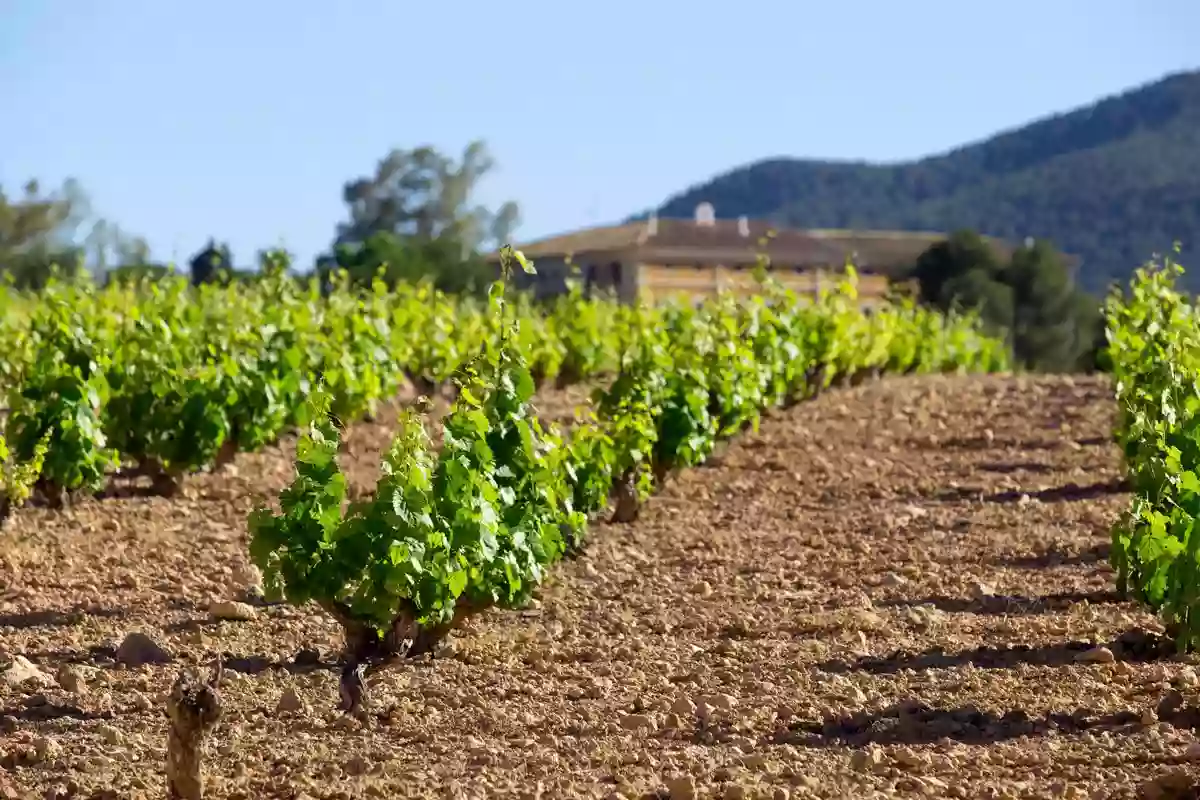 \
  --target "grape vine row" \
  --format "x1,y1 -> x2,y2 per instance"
1106,251 -> 1200,650
247,249 -> 1009,707
0,253 -> 628,518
